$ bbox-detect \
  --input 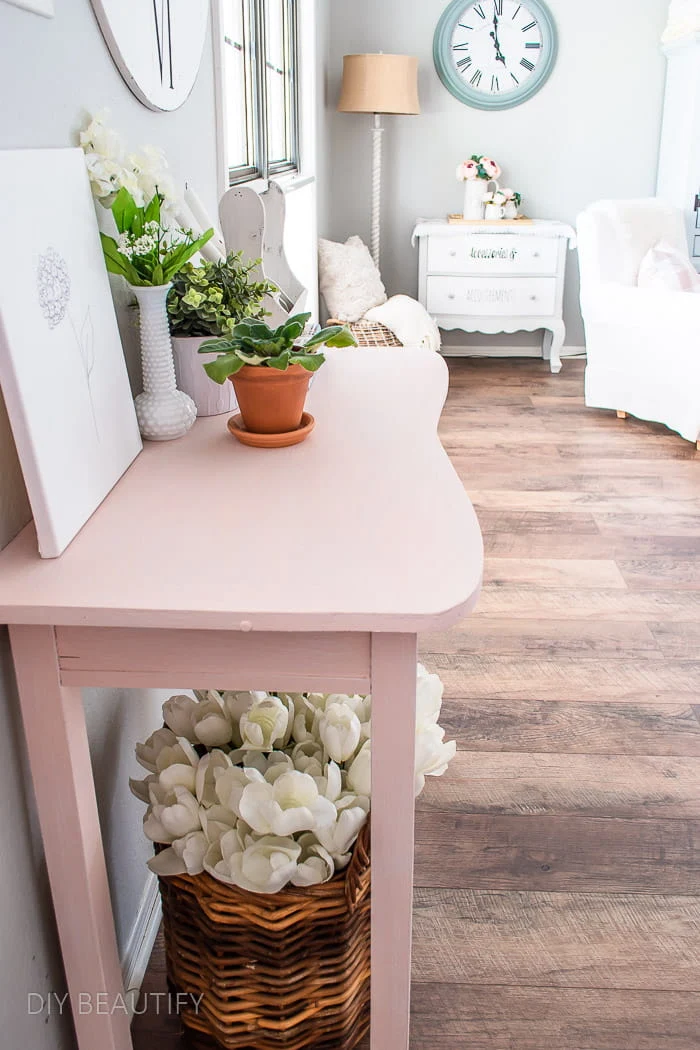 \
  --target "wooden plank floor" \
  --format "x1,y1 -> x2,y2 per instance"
132,358 -> 700,1050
